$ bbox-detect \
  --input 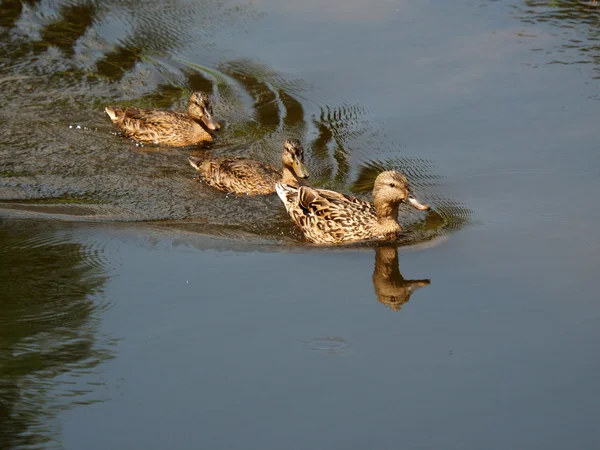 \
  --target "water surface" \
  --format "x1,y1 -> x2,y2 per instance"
1,0 -> 600,449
